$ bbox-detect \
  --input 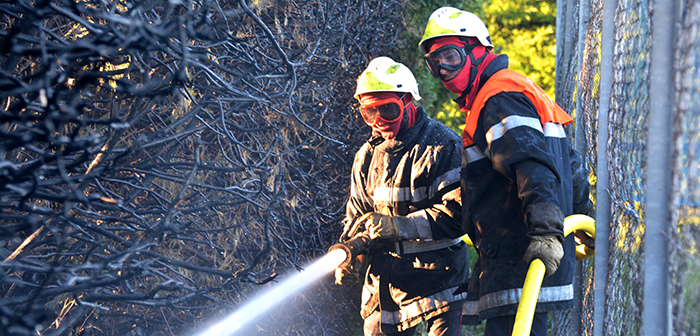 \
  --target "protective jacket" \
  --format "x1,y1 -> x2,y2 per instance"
344,107 -> 470,333
455,55 -> 593,324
